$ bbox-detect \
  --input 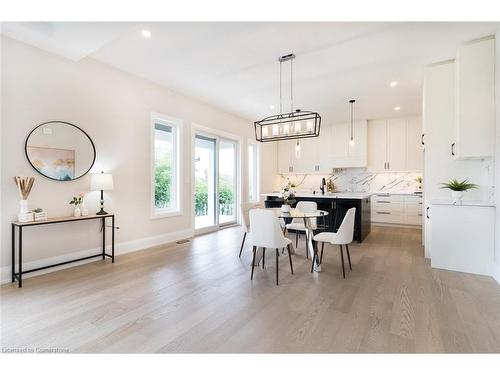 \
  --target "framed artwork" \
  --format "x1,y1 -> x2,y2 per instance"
26,146 -> 75,181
